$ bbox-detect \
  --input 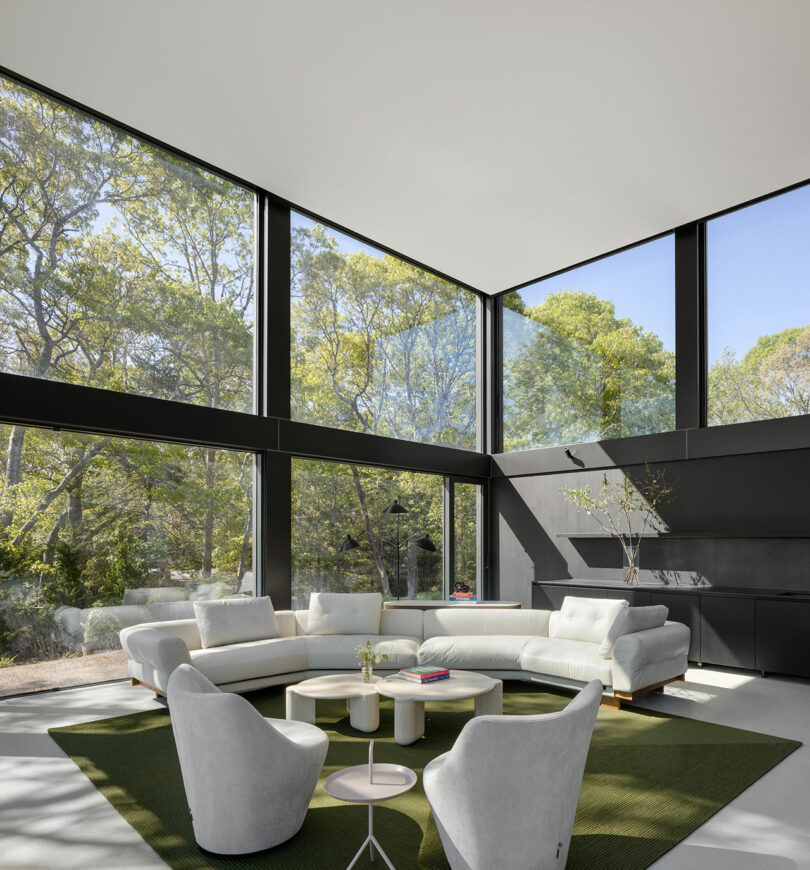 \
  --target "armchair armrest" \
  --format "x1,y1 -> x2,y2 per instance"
120,626 -> 192,673
611,621 -> 690,693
